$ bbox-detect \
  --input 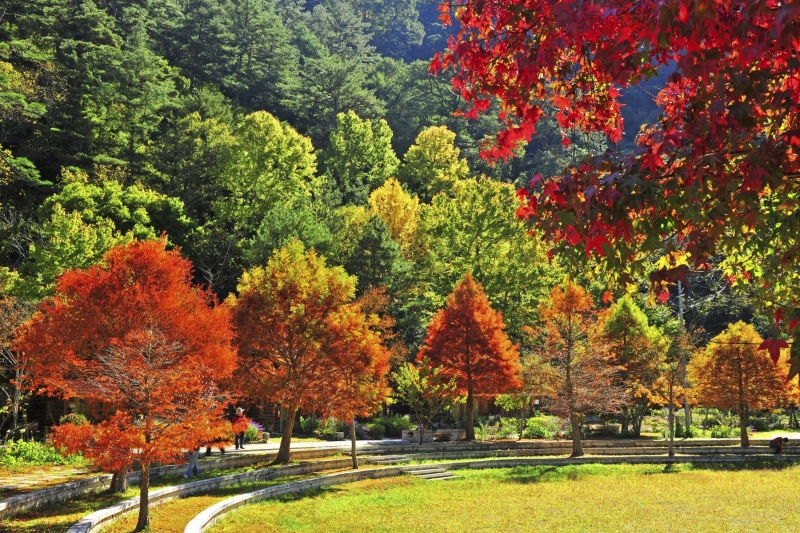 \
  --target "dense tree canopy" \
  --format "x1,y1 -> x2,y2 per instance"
437,0 -> 800,376
15,239 -> 237,530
